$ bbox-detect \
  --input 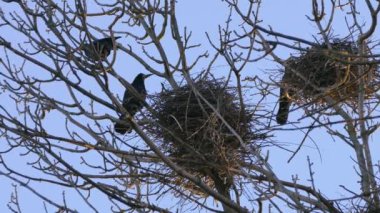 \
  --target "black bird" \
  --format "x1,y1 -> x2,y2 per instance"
115,73 -> 152,134
83,36 -> 121,61
276,63 -> 296,125
276,87 -> 294,125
